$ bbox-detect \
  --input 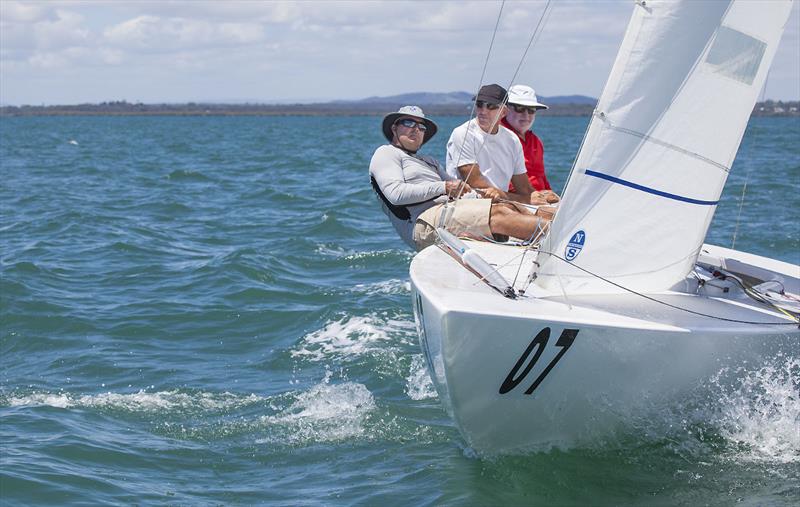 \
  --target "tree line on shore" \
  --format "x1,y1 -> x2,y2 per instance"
1,99 -> 797,117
